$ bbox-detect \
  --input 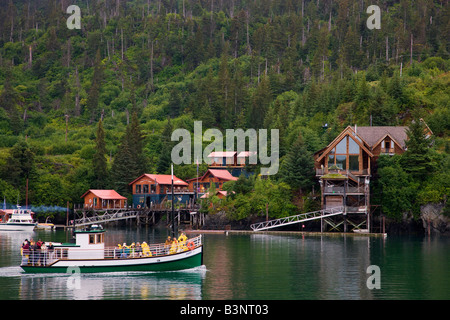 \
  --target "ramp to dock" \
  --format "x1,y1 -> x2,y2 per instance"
250,206 -> 344,231
74,209 -> 140,226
